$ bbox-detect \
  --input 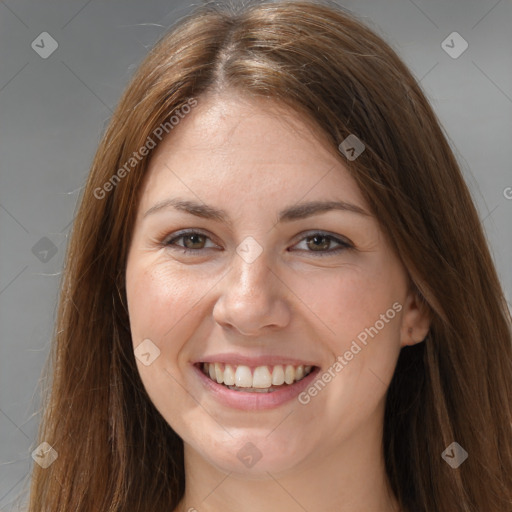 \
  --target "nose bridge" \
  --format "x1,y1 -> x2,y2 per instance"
230,246 -> 274,302
227,233 -> 271,293
213,244 -> 290,334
